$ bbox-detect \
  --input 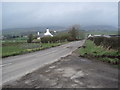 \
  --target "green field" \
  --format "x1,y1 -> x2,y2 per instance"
79,40 -> 119,65
2,38 -> 67,58
85,30 -> 118,36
